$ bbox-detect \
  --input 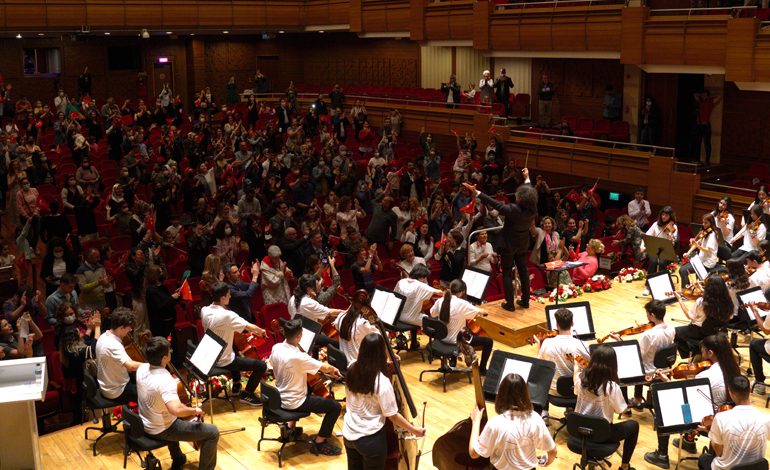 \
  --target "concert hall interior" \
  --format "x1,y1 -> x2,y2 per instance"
4,1 -> 770,469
